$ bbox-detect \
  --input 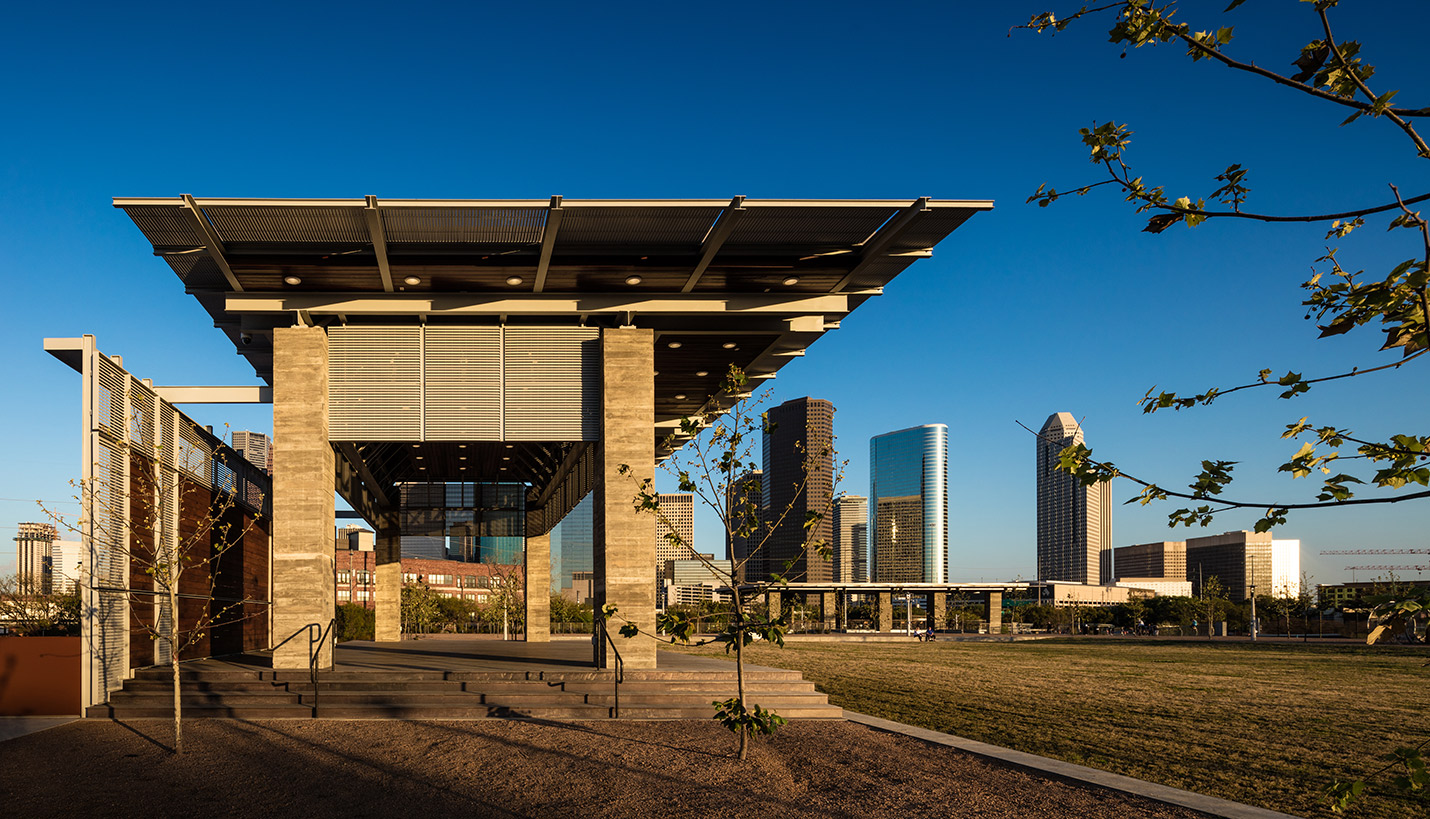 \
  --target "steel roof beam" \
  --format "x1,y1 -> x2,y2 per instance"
153,386 -> 273,404
681,196 -> 745,293
181,194 -> 243,292
363,195 -> 395,293
116,196 -> 995,210
224,292 -> 850,317
533,195 -> 563,293
830,197 -> 931,293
